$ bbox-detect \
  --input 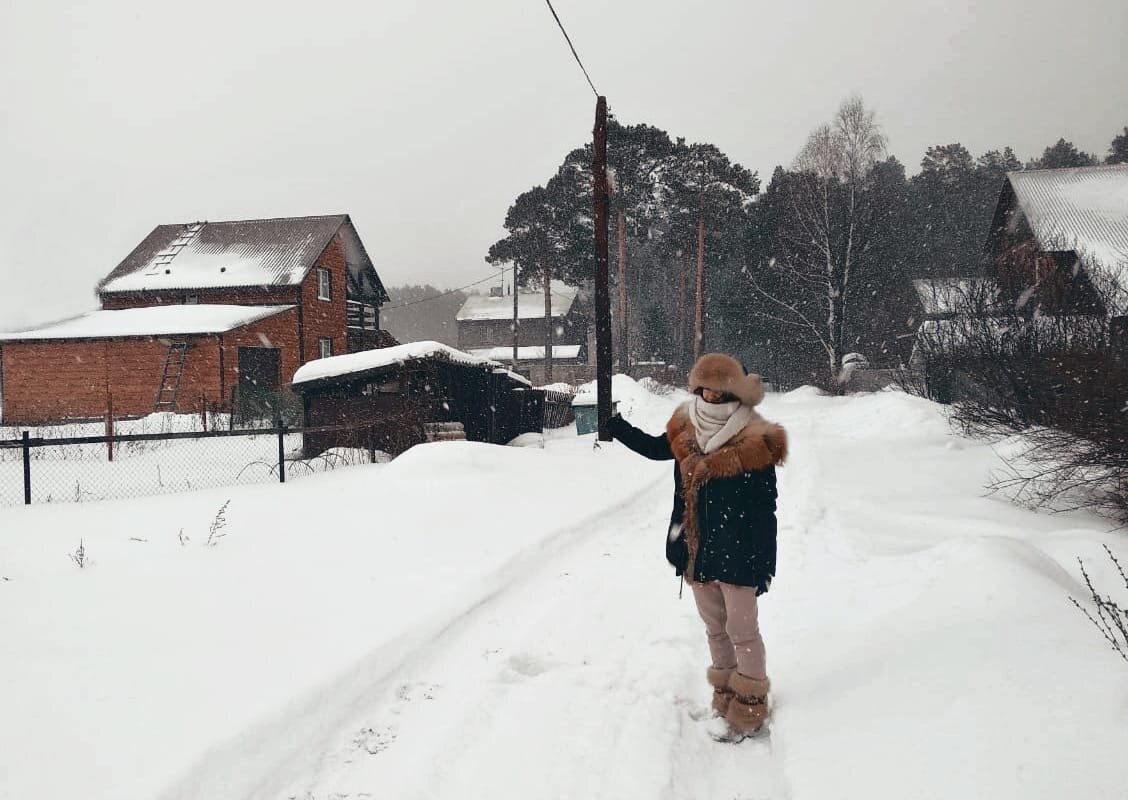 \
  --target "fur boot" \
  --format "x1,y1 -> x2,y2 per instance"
724,673 -> 770,734
706,666 -> 735,717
